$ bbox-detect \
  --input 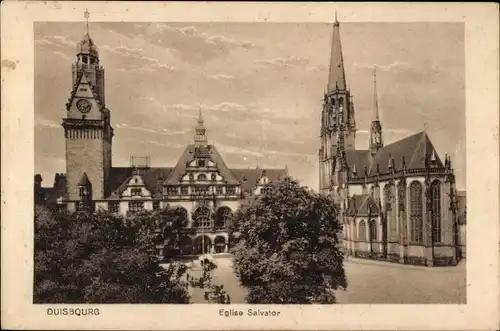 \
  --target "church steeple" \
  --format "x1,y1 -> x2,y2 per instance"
370,68 -> 383,155
327,12 -> 347,92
